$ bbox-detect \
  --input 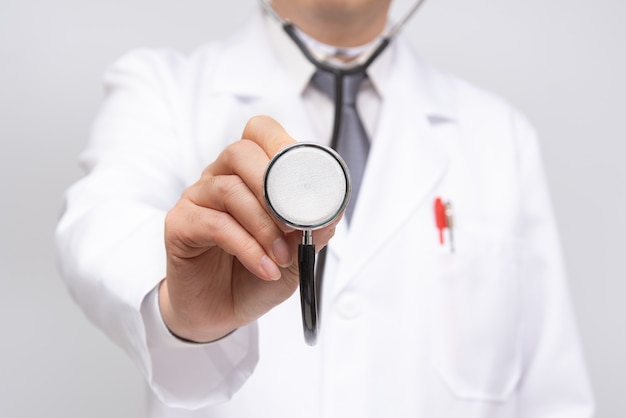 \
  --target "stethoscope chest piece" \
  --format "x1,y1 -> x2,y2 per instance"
264,143 -> 351,345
